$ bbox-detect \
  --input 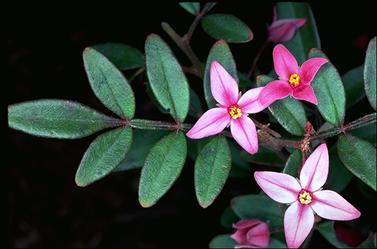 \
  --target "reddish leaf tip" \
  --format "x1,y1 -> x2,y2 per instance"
139,200 -> 153,208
